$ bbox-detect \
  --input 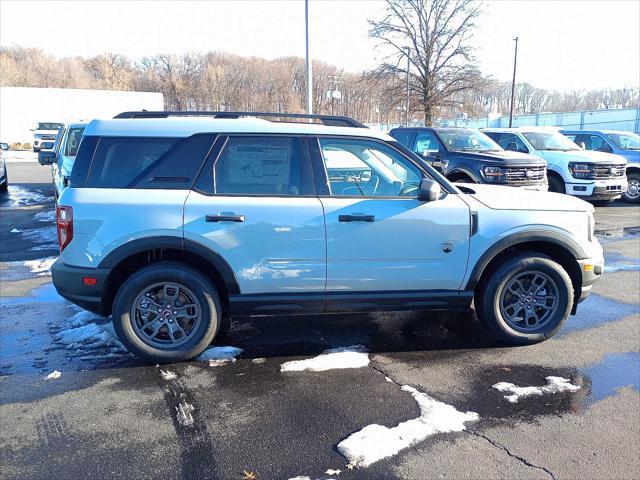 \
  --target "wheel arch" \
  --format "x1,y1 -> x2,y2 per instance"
467,232 -> 584,312
99,236 -> 240,316
446,167 -> 479,183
